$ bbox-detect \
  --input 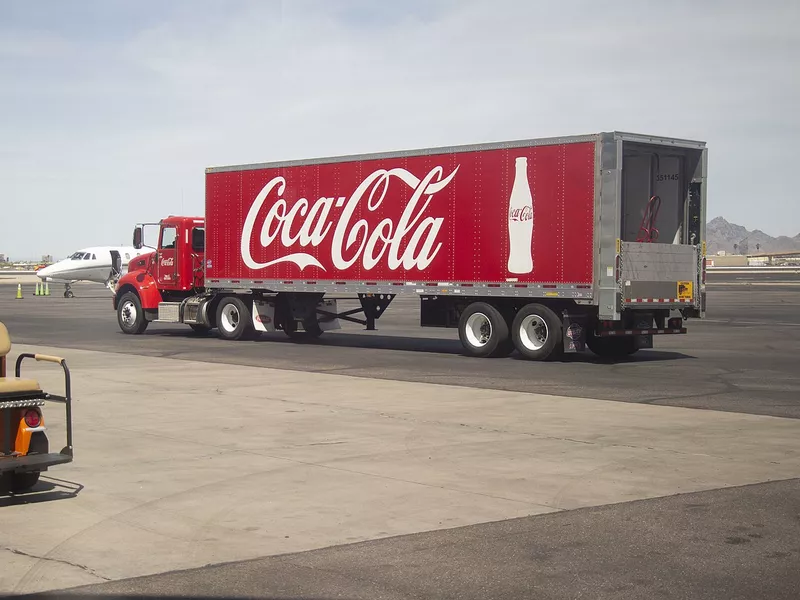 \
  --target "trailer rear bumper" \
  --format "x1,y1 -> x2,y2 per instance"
599,327 -> 686,336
